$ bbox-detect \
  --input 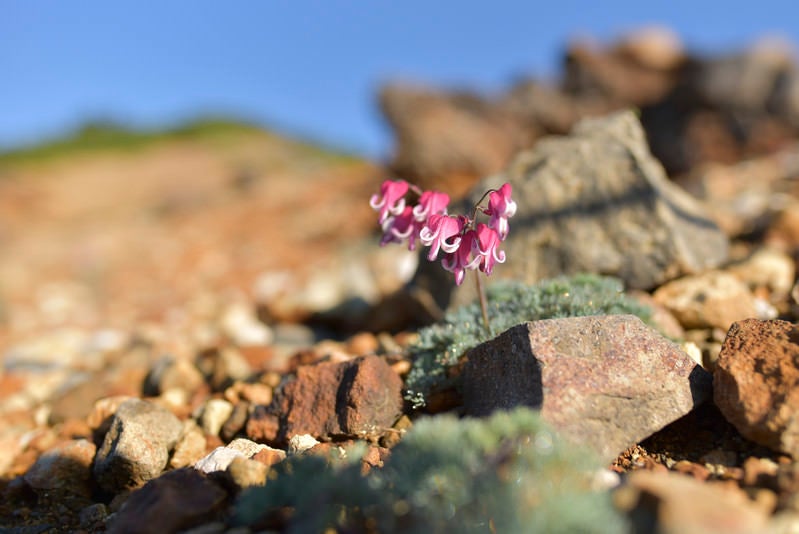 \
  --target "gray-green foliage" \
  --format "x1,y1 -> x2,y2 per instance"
234,408 -> 627,533
405,274 -> 652,408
